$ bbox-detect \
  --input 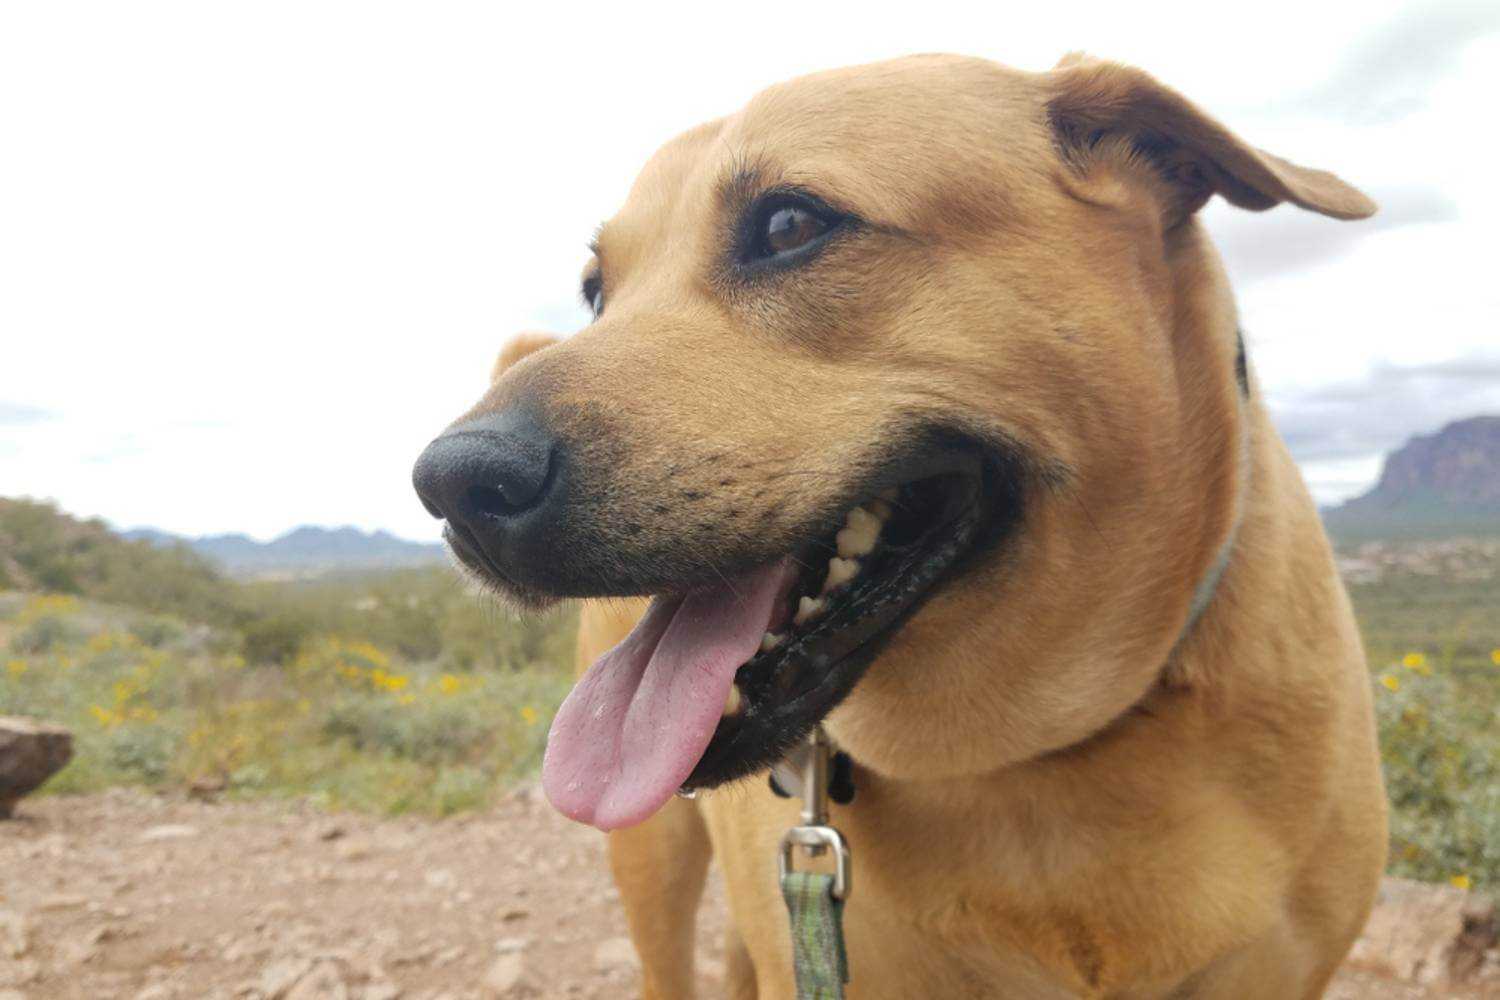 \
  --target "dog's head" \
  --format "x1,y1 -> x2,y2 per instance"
413,55 -> 1373,829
